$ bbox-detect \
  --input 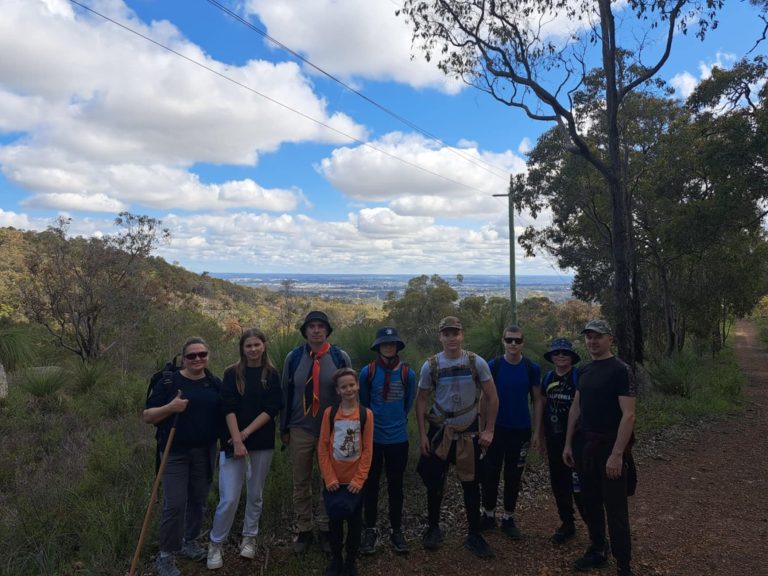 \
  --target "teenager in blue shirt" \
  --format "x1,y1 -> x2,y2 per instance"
480,325 -> 543,540
358,327 -> 416,555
